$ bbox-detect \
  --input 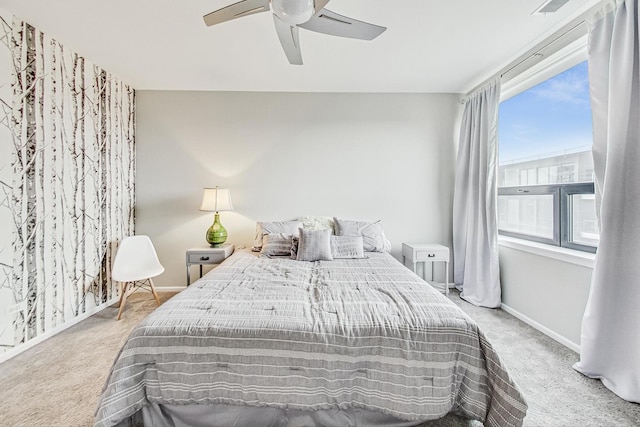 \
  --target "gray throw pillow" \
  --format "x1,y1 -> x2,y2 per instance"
296,228 -> 333,262
331,235 -> 366,259
253,220 -> 302,250
260,233 -> 294,258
